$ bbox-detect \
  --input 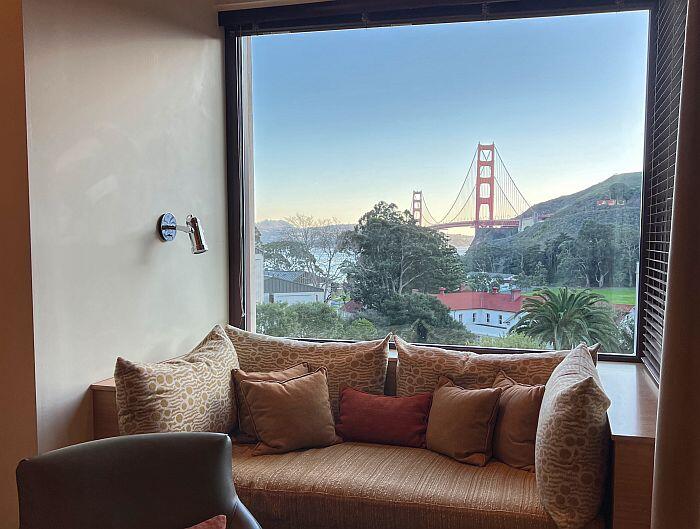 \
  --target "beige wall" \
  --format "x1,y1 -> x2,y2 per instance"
22,0 -> 229,453
0,1 -> 39,526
